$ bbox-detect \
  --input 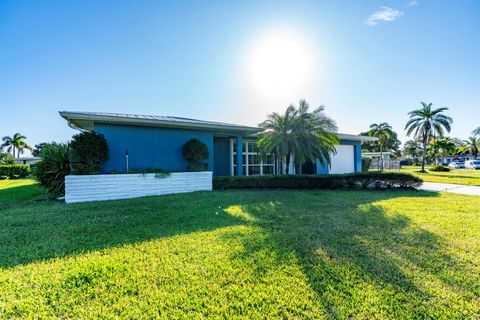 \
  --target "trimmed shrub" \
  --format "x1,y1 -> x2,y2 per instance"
0,152 -> 15,165
213,172 -> 422,190
69,132 -> 109,175
183,138 -> 209,171
362,157 -> 372,172
35,143 -> 70,195
0,164 -> 30,178
429,165 -> 450,172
